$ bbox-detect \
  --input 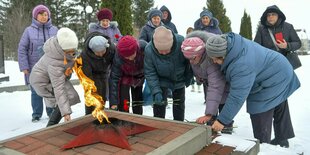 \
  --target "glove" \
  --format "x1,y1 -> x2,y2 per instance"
154,93 -> 163,105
